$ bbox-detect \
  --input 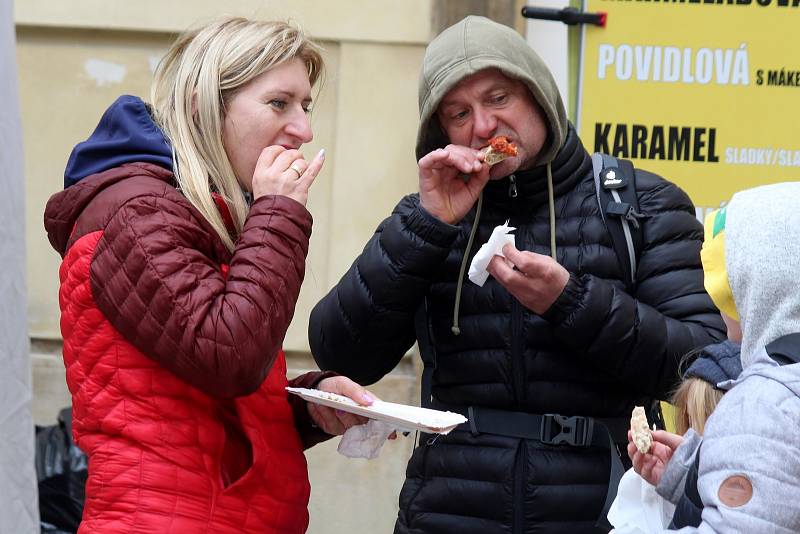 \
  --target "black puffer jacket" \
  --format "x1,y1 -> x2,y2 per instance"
309,128 -> 725,533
